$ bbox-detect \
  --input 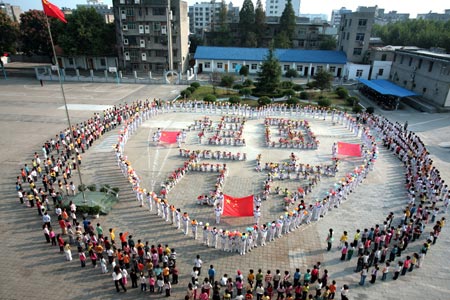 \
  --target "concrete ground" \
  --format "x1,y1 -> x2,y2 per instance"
0,78 -> 449,300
